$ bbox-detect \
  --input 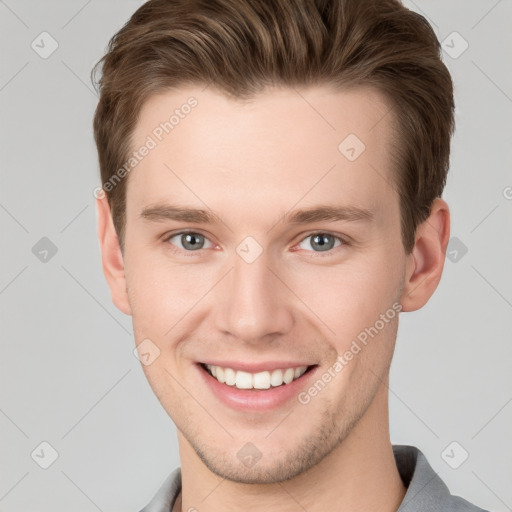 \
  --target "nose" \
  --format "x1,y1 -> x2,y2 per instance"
213,247 -> 295,344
